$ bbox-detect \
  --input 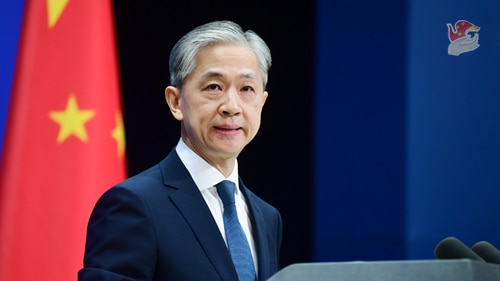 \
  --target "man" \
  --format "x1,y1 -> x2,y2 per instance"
78,20 -> 283,281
